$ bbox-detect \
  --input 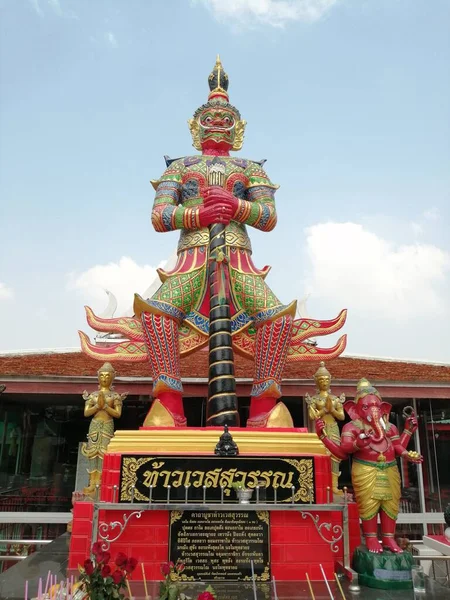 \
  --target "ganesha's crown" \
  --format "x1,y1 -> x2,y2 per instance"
355,378 -> 381,403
